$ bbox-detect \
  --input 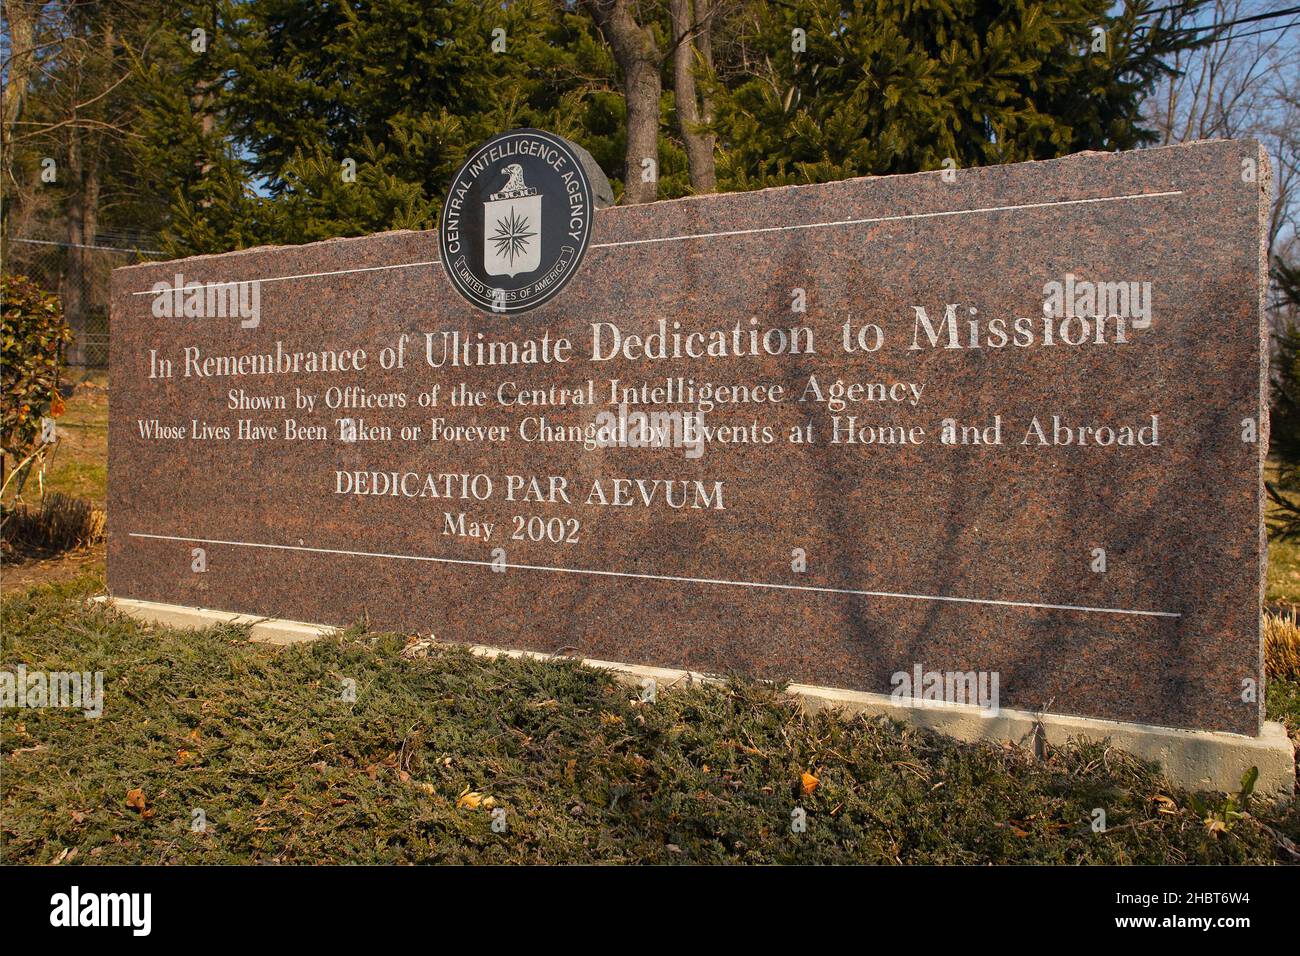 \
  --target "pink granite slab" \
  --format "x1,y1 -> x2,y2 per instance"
109,140 -> 1269,735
